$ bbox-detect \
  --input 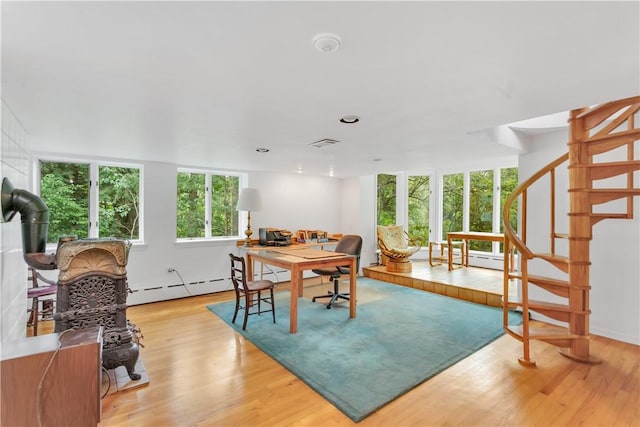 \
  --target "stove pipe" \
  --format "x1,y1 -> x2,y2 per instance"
1,177 -> 56,270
